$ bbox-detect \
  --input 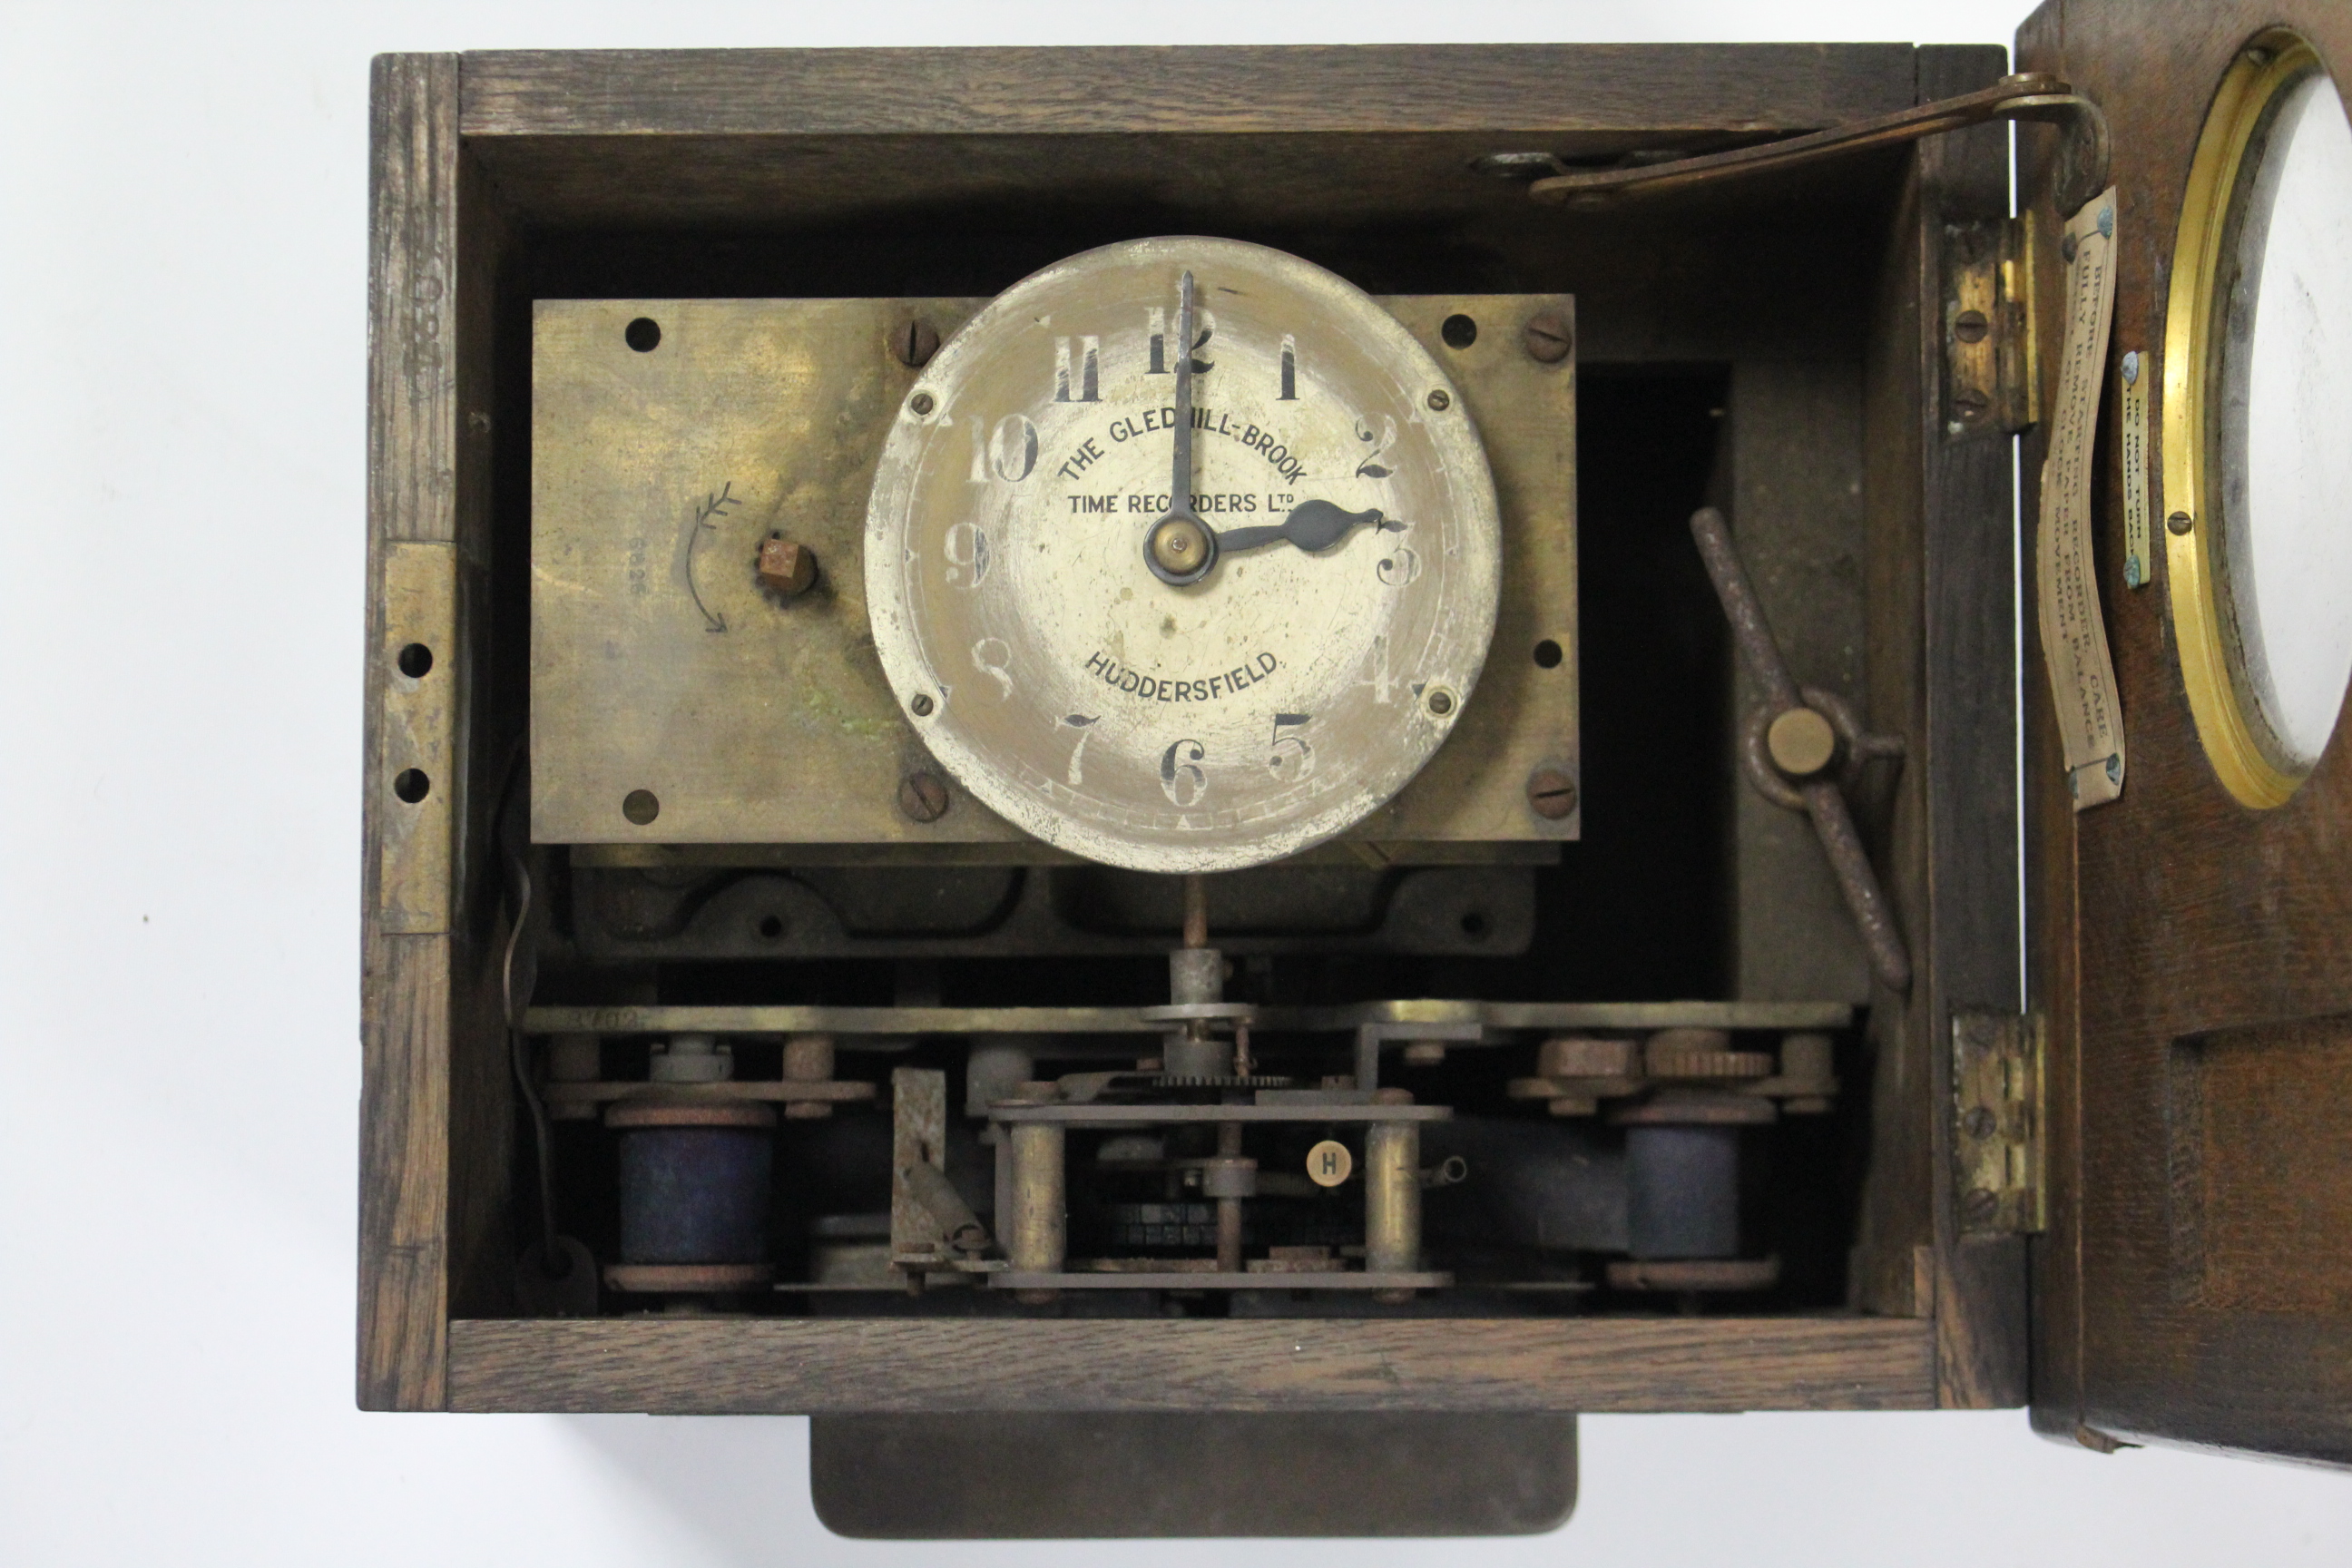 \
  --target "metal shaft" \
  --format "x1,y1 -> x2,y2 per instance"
1365,1118 -> 1421,1299
1007,1119 -> 1065,1304
1216,1121 -> 1244,1272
